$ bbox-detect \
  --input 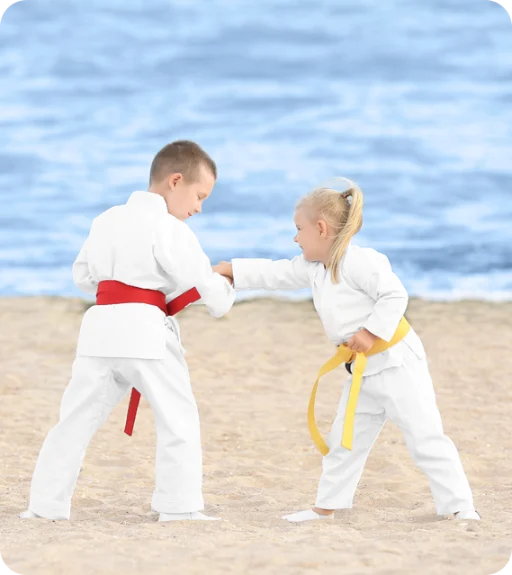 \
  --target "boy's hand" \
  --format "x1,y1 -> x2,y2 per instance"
345,328 -> 378,353
213,261 -> 233,279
